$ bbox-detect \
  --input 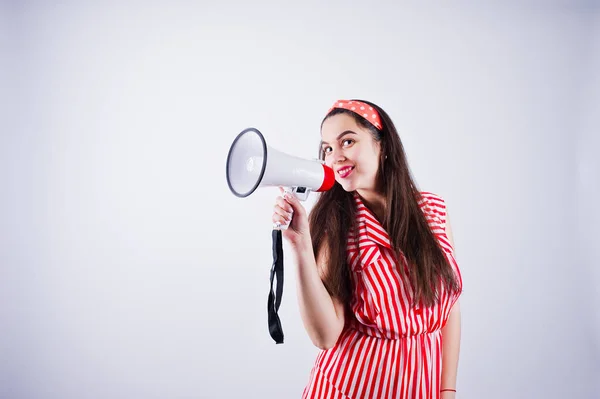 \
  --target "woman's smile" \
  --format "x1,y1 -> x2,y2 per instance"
337,166 -> 355,178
